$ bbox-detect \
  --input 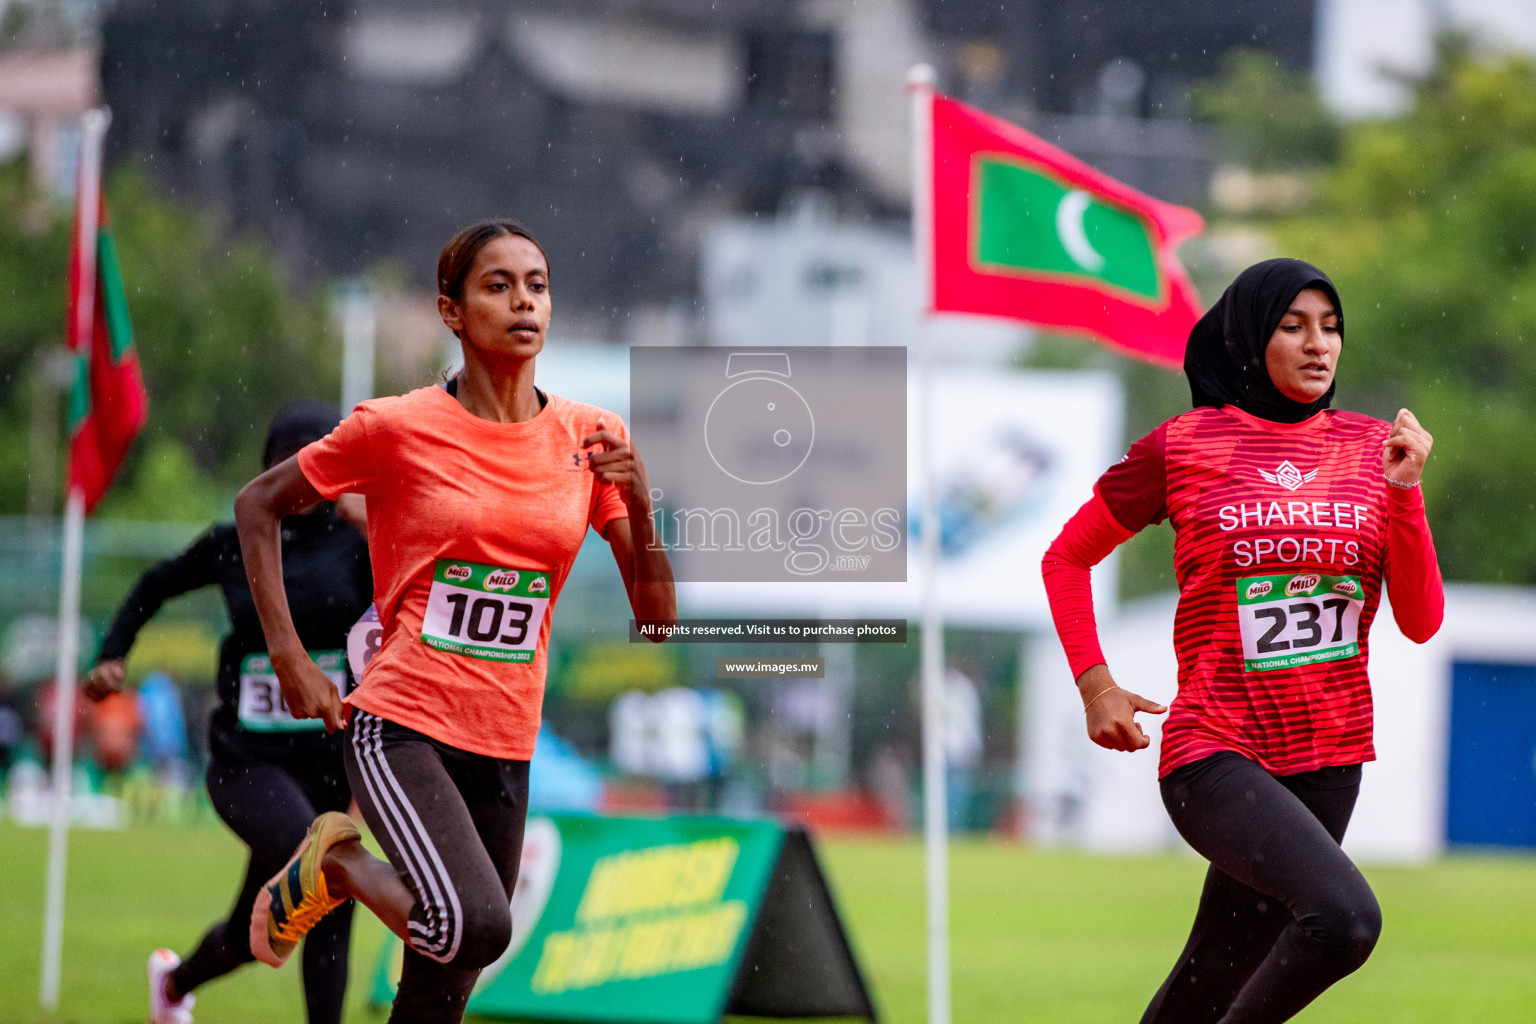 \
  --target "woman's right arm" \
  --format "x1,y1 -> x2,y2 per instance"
1041,496 -> 1168,751
83,532 -> 220,701
1040,424 -> 1172,752
234,456 -> 348,732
